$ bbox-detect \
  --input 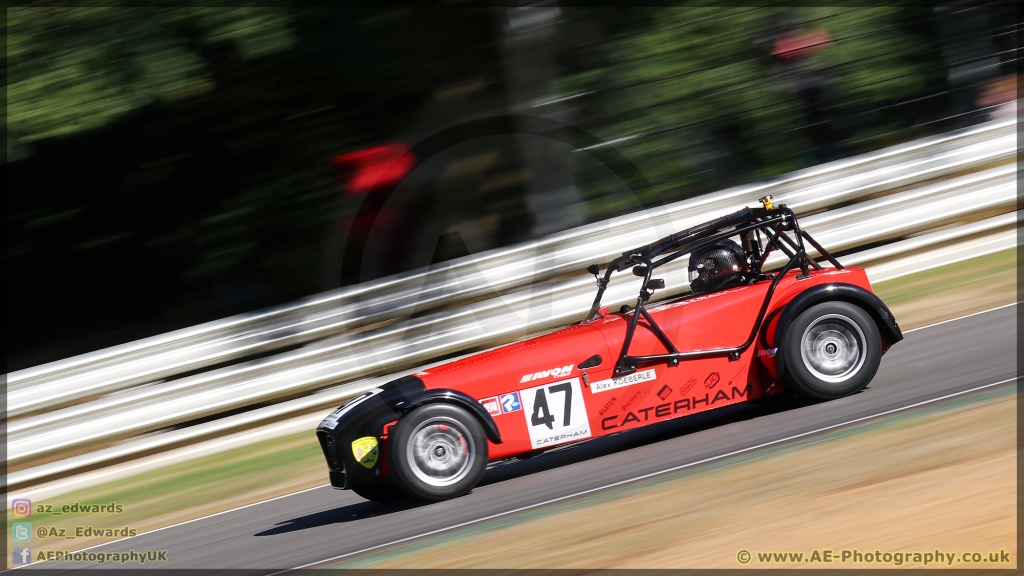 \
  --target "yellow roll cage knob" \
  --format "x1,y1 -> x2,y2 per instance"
759,195 -> 774,210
